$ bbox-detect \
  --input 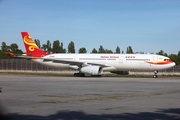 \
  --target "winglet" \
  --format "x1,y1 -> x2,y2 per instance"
21,32 -> 47,57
